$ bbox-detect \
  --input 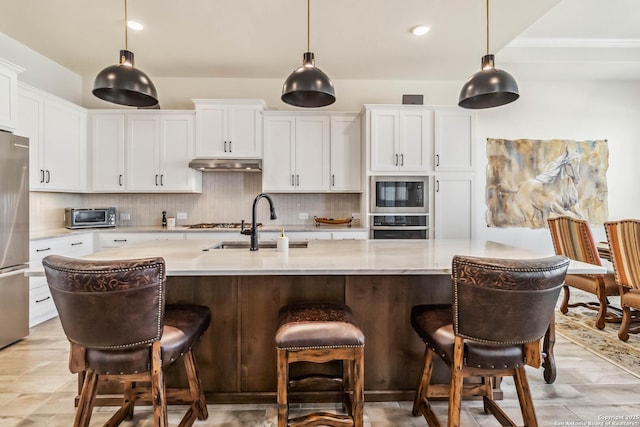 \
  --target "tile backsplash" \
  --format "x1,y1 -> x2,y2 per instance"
30,173 -> 361,233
